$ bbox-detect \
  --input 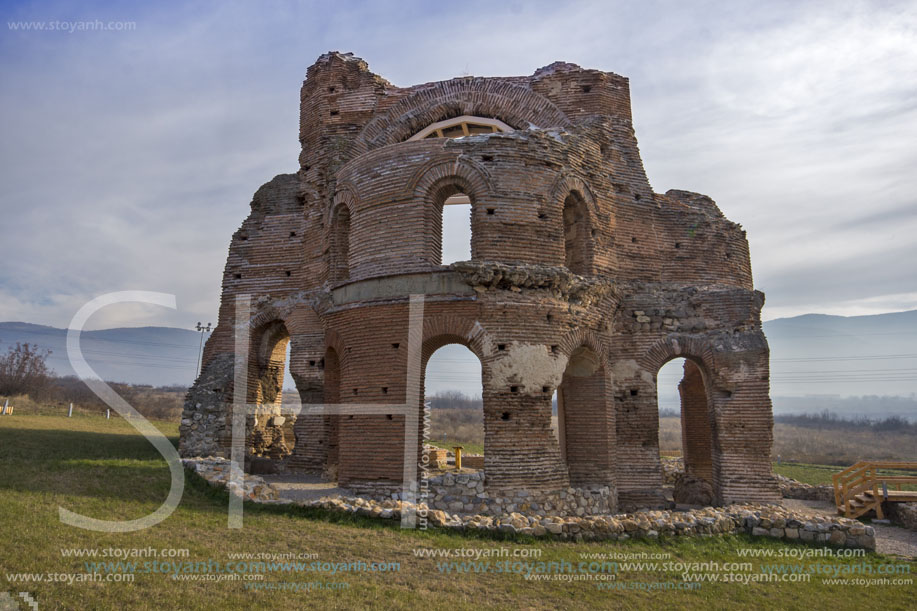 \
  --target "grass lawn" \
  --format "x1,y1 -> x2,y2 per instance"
774,462 -> 917,492
428,439 -> 484,455
0,414 -> 914,610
